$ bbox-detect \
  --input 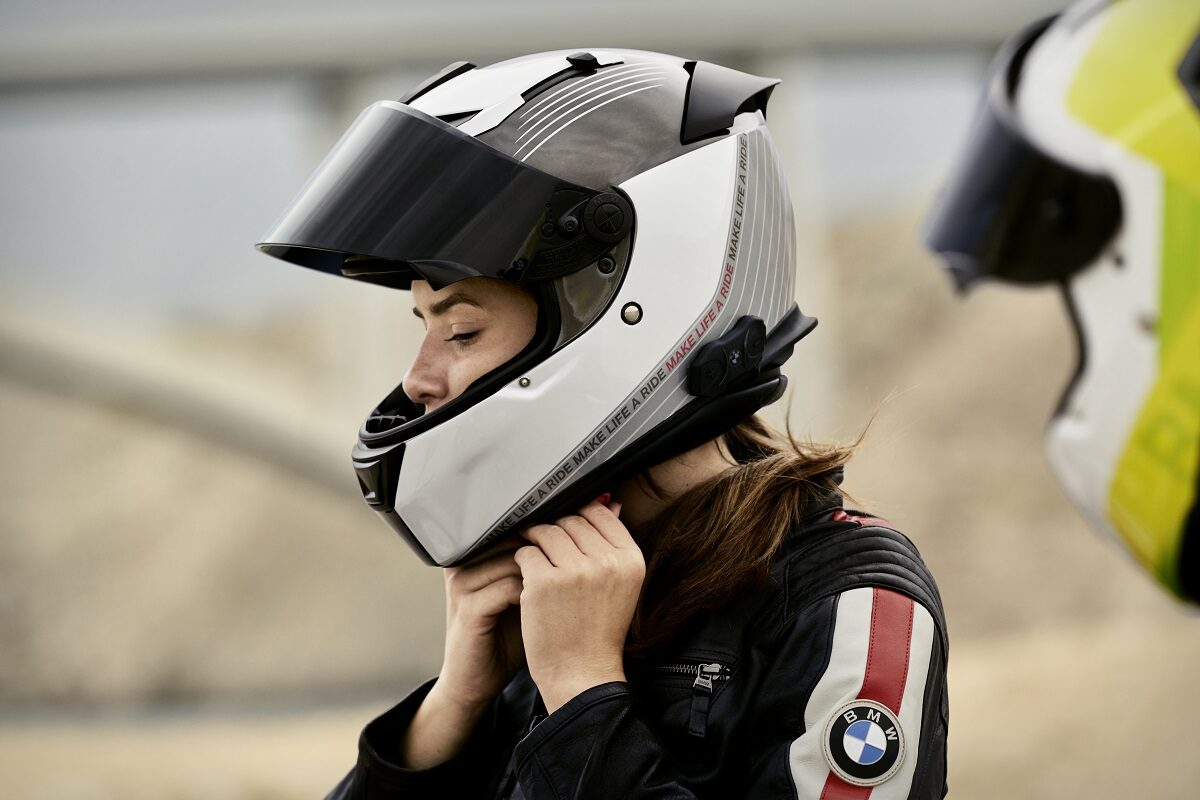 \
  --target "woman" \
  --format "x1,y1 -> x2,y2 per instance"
258,49 -> 948,799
